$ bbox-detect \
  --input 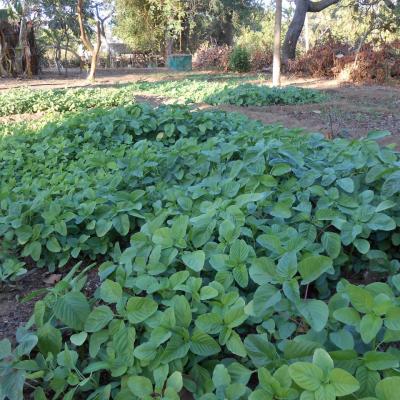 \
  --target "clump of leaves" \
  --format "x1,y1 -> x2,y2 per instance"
0,104 -> 400,399
0,86 -> 136,116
